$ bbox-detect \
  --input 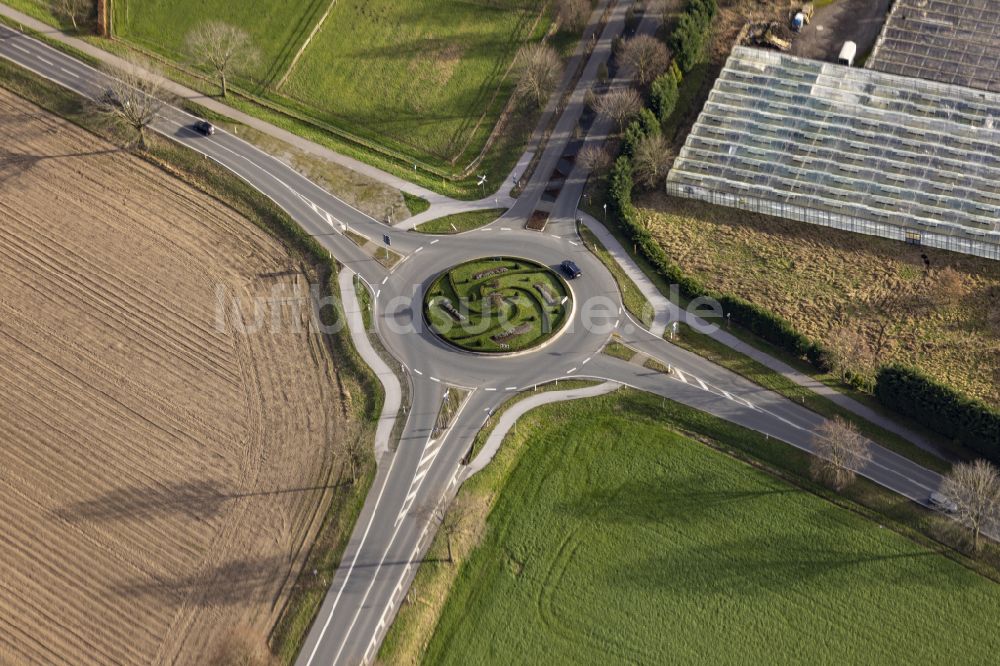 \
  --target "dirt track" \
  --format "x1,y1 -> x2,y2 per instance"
0,88 -> 355,664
